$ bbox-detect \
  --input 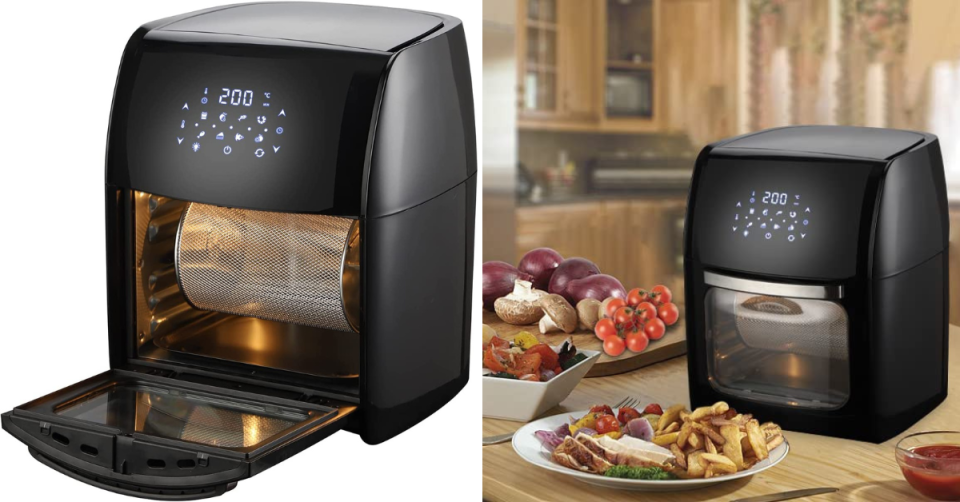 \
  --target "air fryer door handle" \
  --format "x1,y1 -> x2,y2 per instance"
703,271 -> 844,300
28,447 -> 236,500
